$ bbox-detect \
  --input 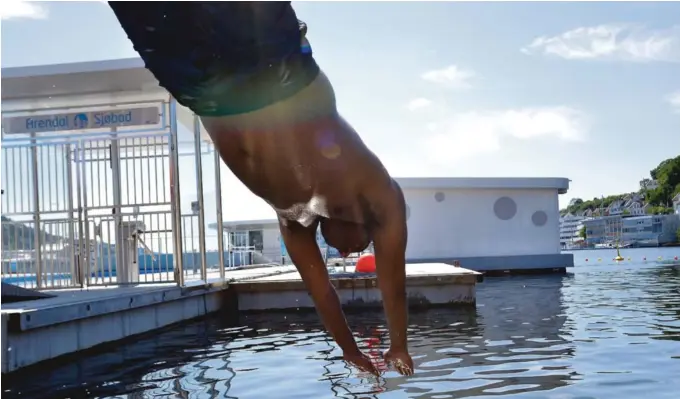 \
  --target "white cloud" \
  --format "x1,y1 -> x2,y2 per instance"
667,91 -> 680,113
0,1 -> 48,20
423,106 -> 589,165
406,98 -> 432,111
522,24 -> 680,63
421,65 -> 476,88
